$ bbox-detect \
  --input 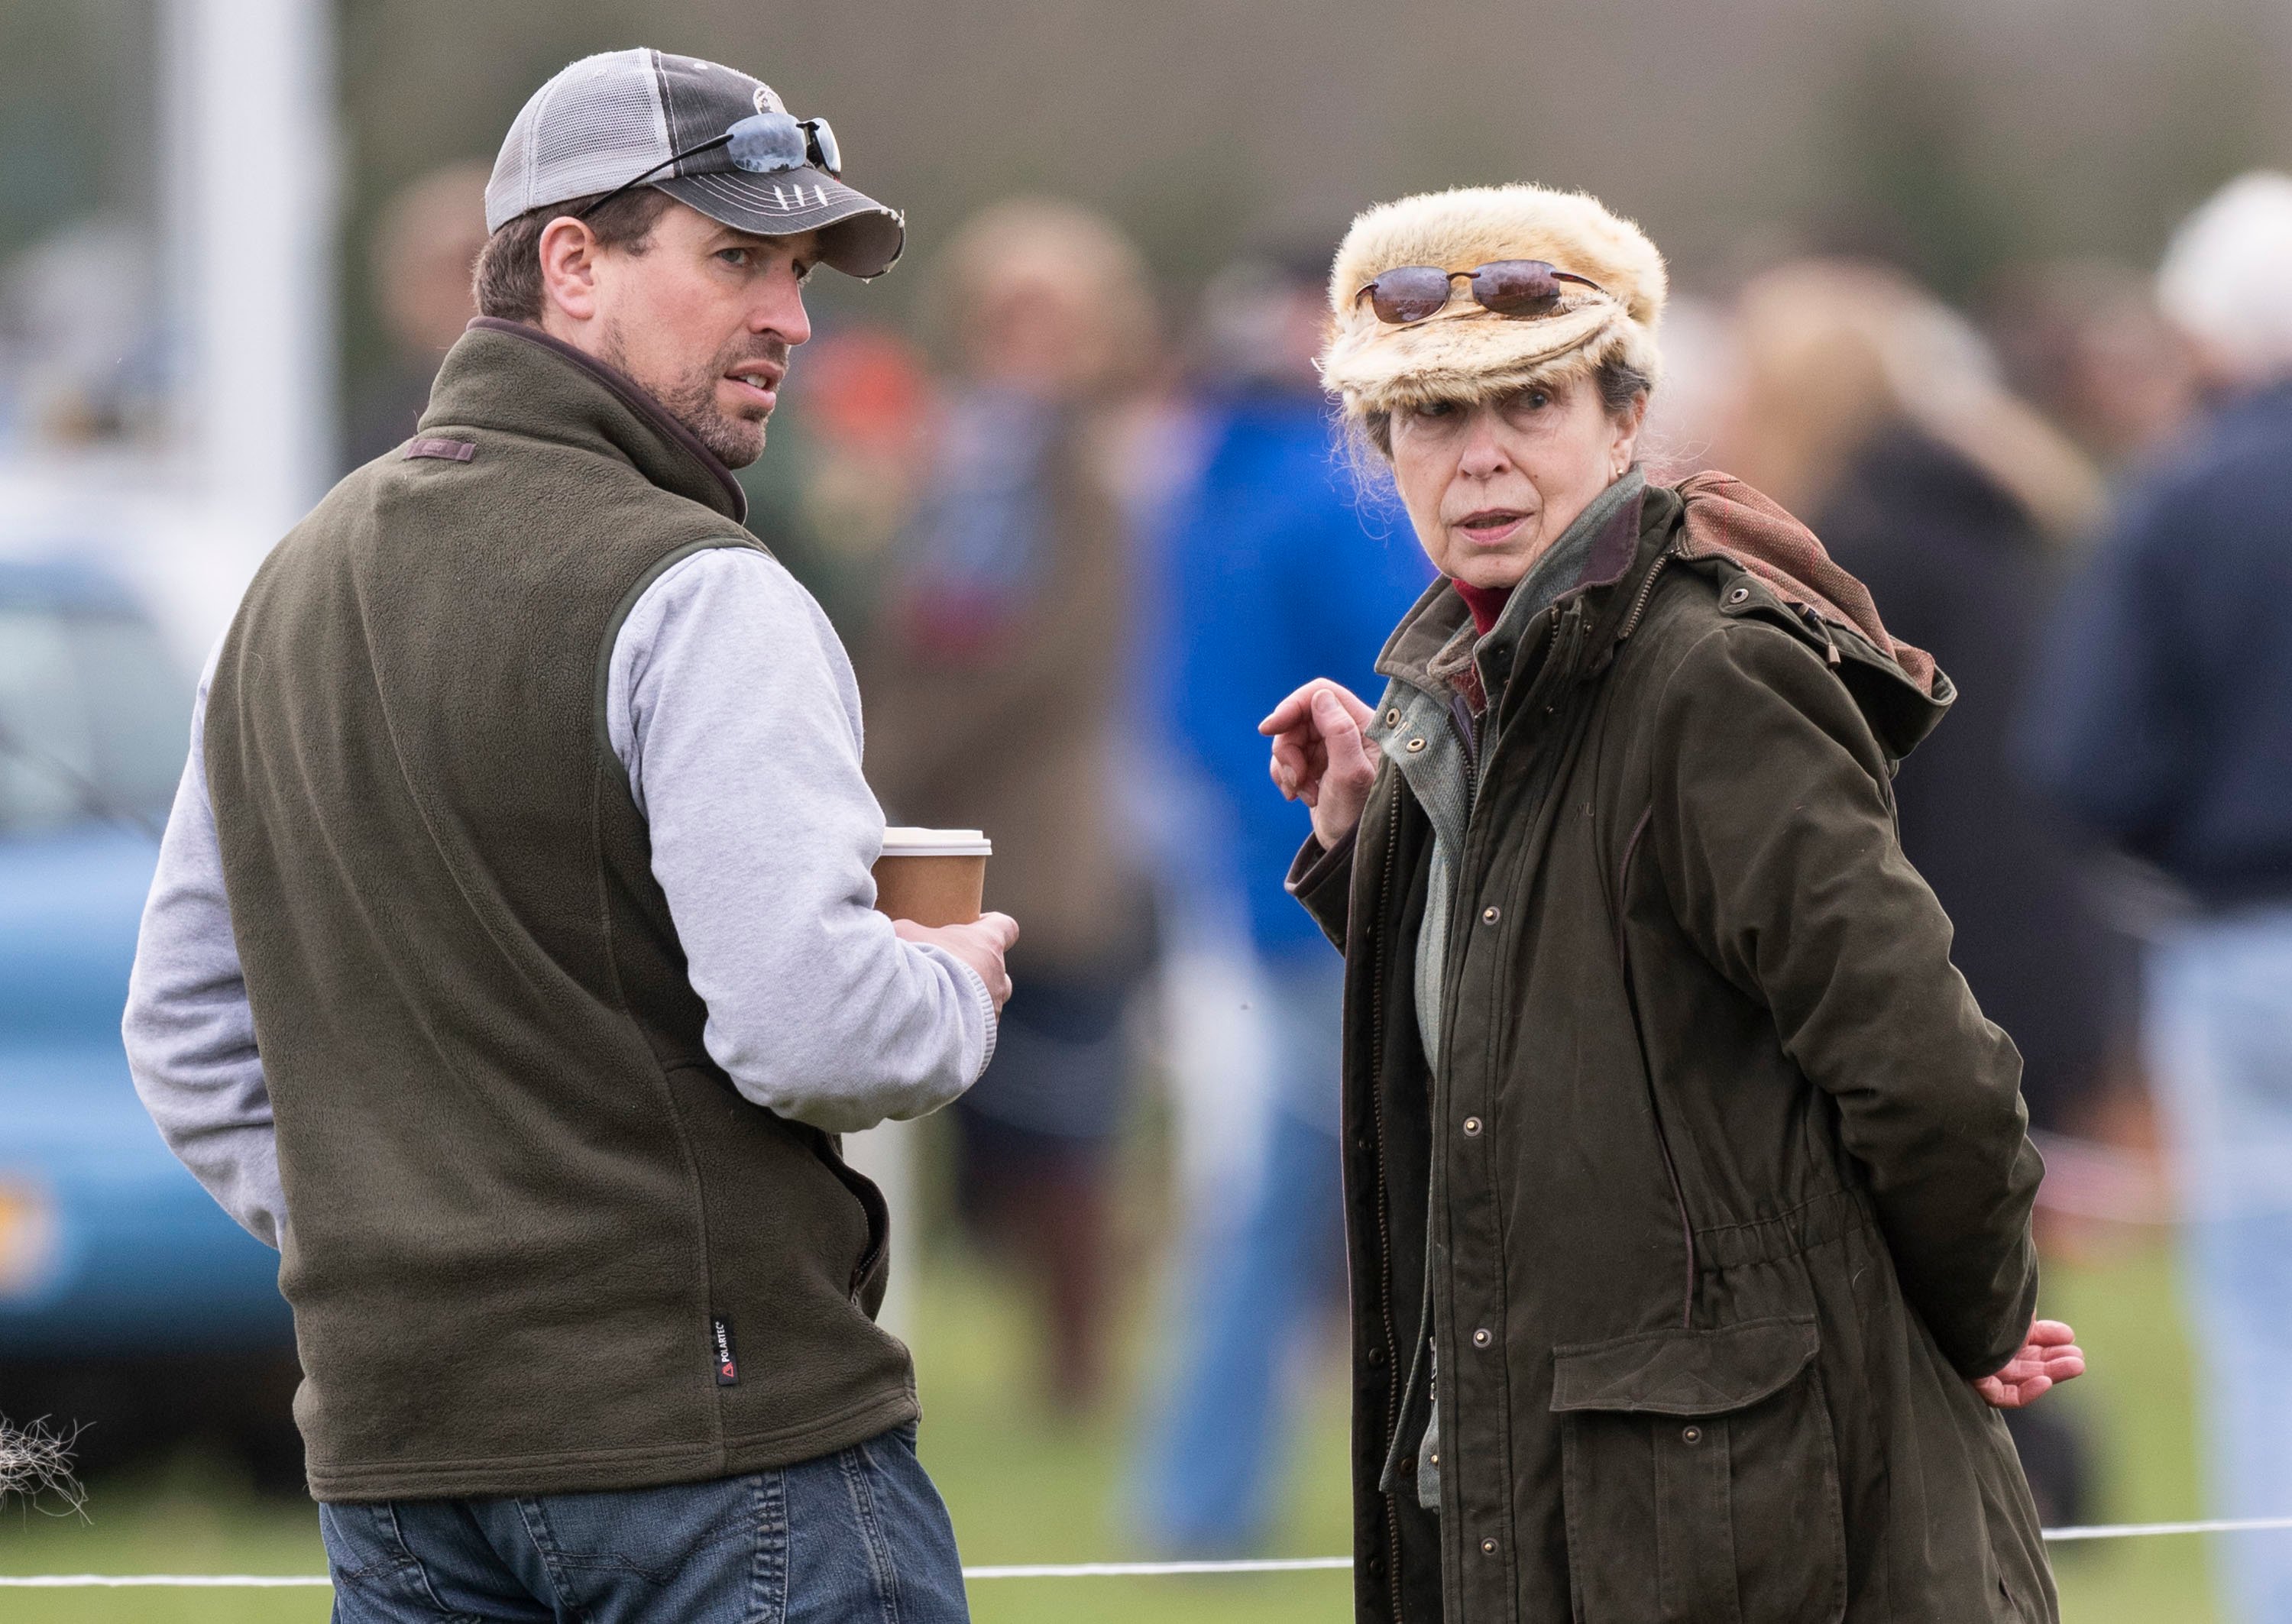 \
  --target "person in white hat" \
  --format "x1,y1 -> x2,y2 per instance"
1261,185 -> 2083,1622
